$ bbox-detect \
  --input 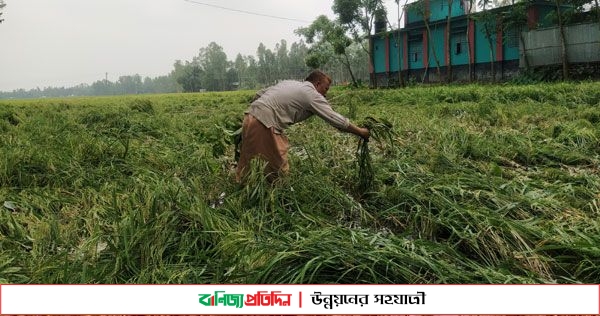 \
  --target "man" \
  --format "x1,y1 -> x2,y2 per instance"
236,70 -> 370,182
